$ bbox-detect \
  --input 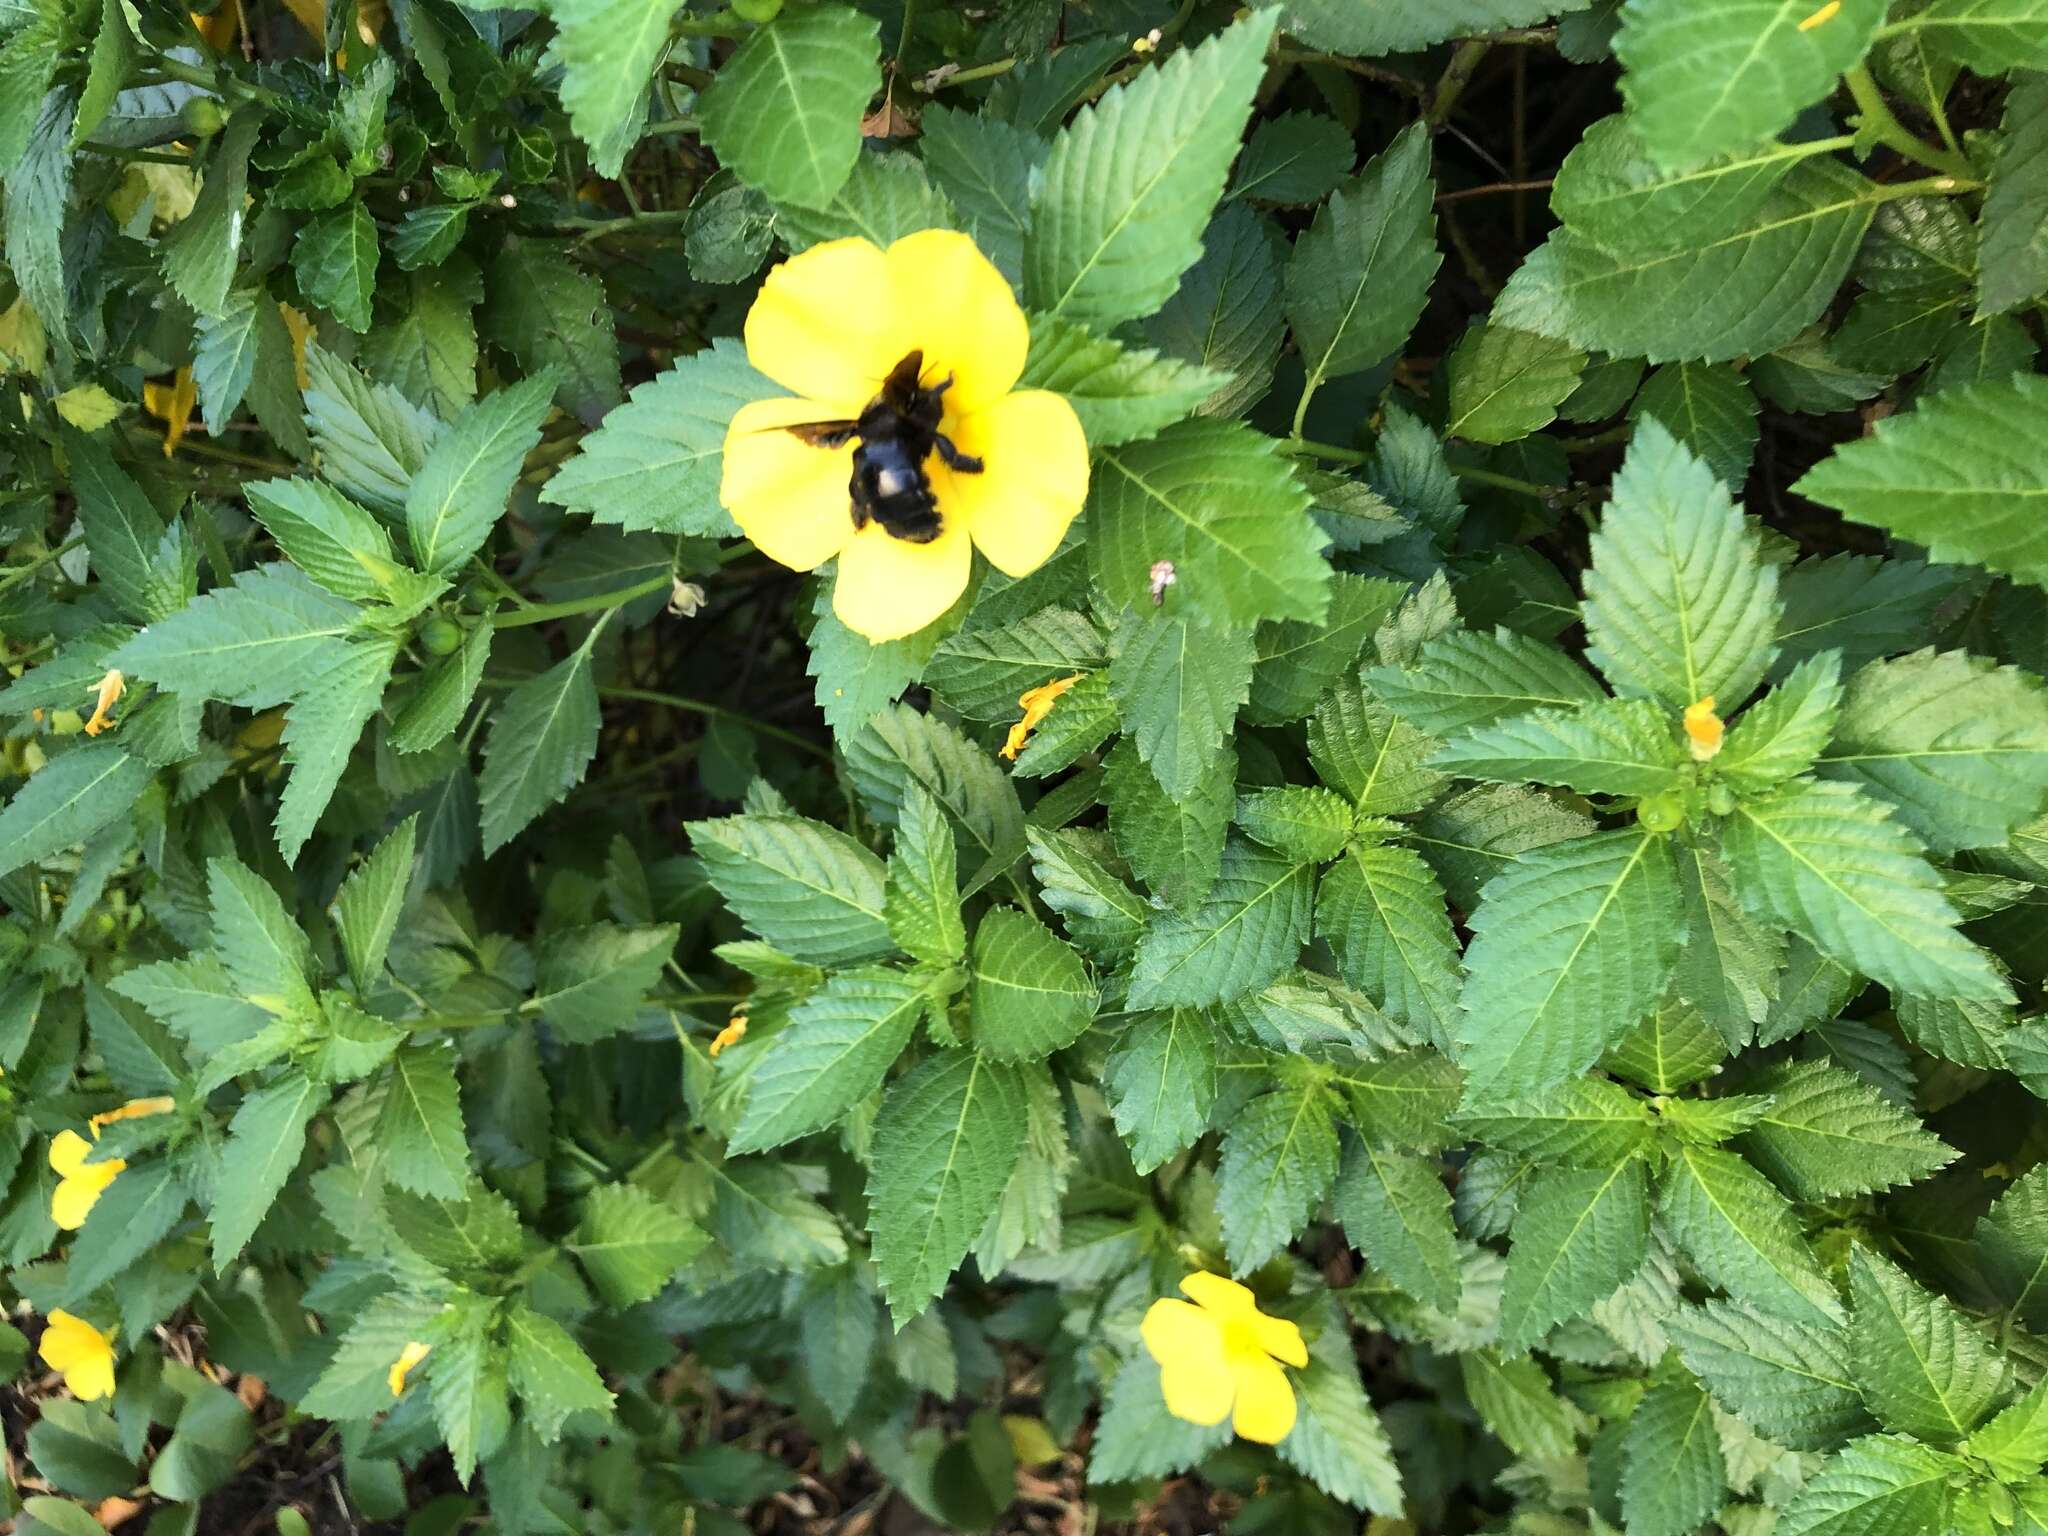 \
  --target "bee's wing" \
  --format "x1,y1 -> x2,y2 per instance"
774,419 -> 859,448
